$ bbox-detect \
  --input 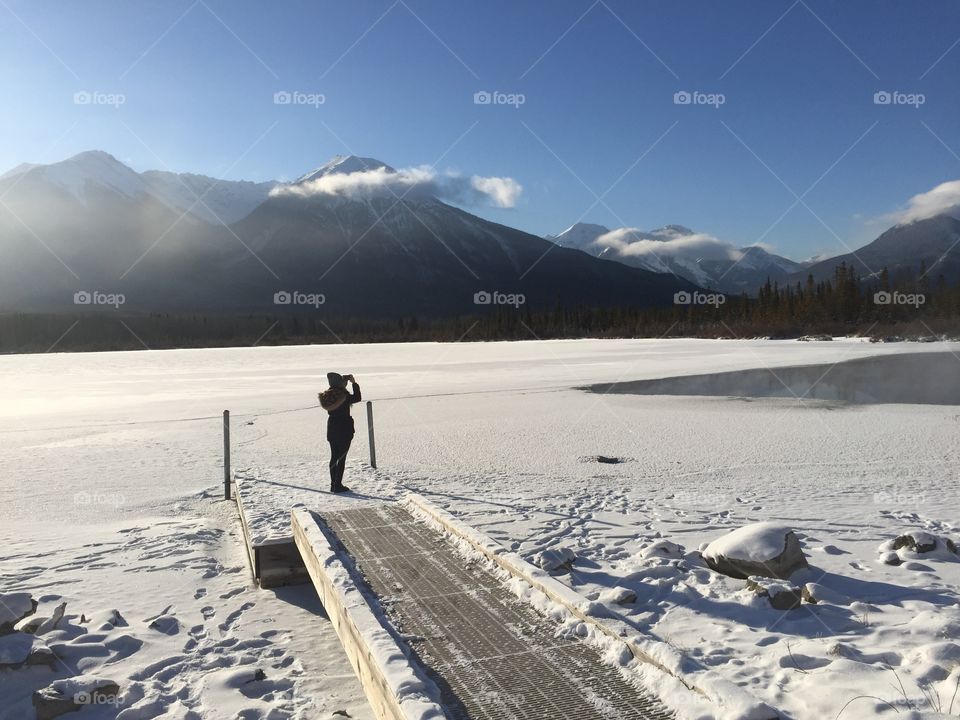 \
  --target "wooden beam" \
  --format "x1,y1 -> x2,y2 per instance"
291,509 -> 446,720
